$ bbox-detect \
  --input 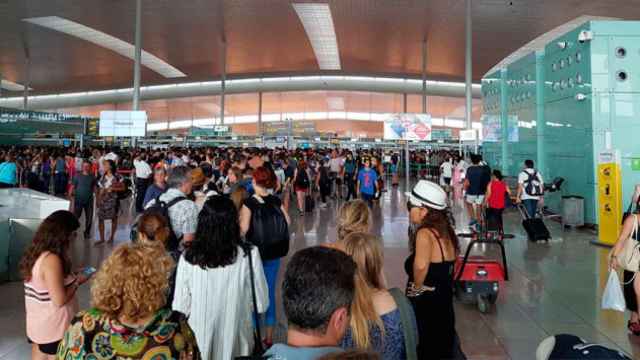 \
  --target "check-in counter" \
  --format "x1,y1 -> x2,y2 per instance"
0,188 -> 70,282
